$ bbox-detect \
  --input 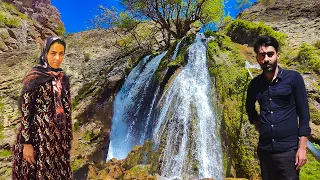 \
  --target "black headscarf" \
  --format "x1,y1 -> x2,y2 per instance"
19,36 -> 69,111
